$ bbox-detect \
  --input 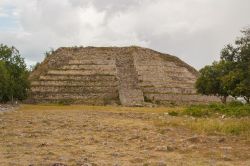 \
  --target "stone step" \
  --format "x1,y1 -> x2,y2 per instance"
138,79 -> 196,85
137,67 -> 189,73
141,87 -> 196,94
61,64 -> 116,70
138,81 -> 195,88
136,64 -> 184,70
69,60 -> 115,65
47,69 -> 116,76
144,93 -> 220,103
31,80 -> 118,87
32,98 -> 105,106
137,71 -> 196,79
32,92 -> 118,100
31,86 -> 118,93
72,56 -> 114,61
39,75 -> 117,81
137,74 -> 196,81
